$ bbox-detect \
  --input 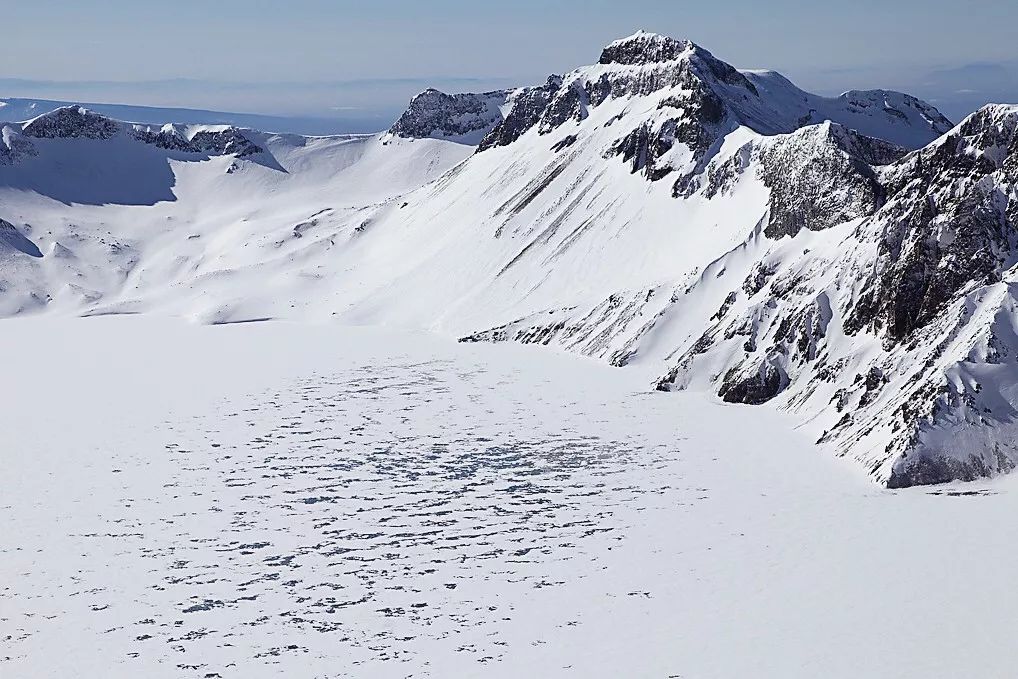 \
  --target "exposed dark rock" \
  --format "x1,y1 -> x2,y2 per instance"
887,449 -> 1014,488
760,123 -> 903,238
845,105 -> 1018,341
479,78 -> 560,151
538,81 -> 589,134
0,126 -> 37,165
777,295 -> 832,362
551,134 -> 578,152
390,88 -> 508,140
612,123 -> 656,176
611,79 -> 734,184
857,366 -> 888,407
188,129 -> 263,157
599,32 -> 692,65
598,32 -> 758,96
22,106 -> 120,140
711,291 -> 738,321
684,143 -> 752,199
459,291 -> 655,363
719,359 -> 787,404
133,127 -> 192,152
133,126 -> 263,157
742,262 -> 777,296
